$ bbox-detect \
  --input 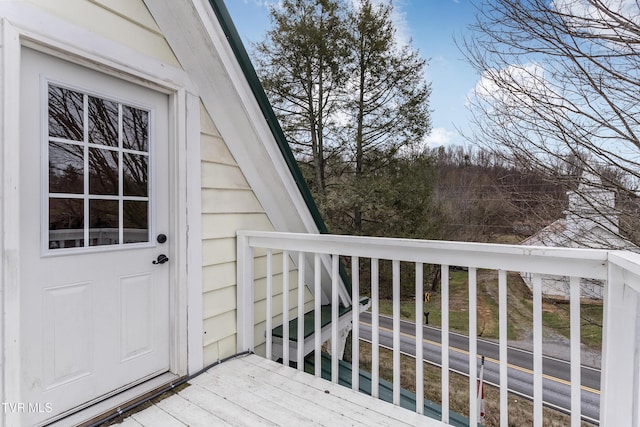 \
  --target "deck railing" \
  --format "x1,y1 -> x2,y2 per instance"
236,231 -> 640,427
